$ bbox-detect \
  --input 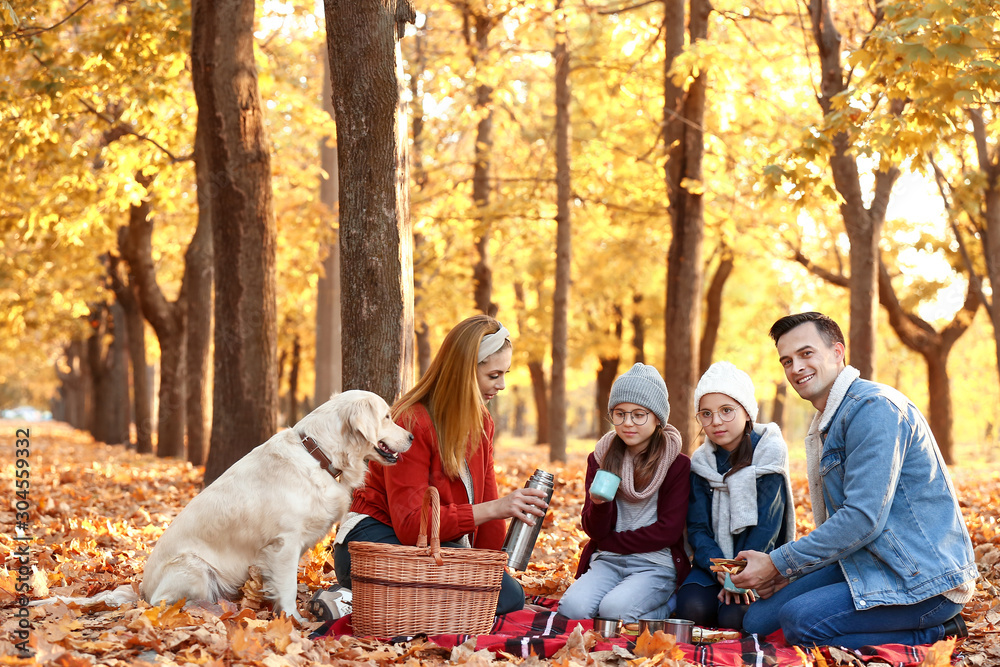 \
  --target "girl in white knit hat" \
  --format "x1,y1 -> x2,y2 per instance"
558,363 -> 692,623
675,361 -> 796,631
